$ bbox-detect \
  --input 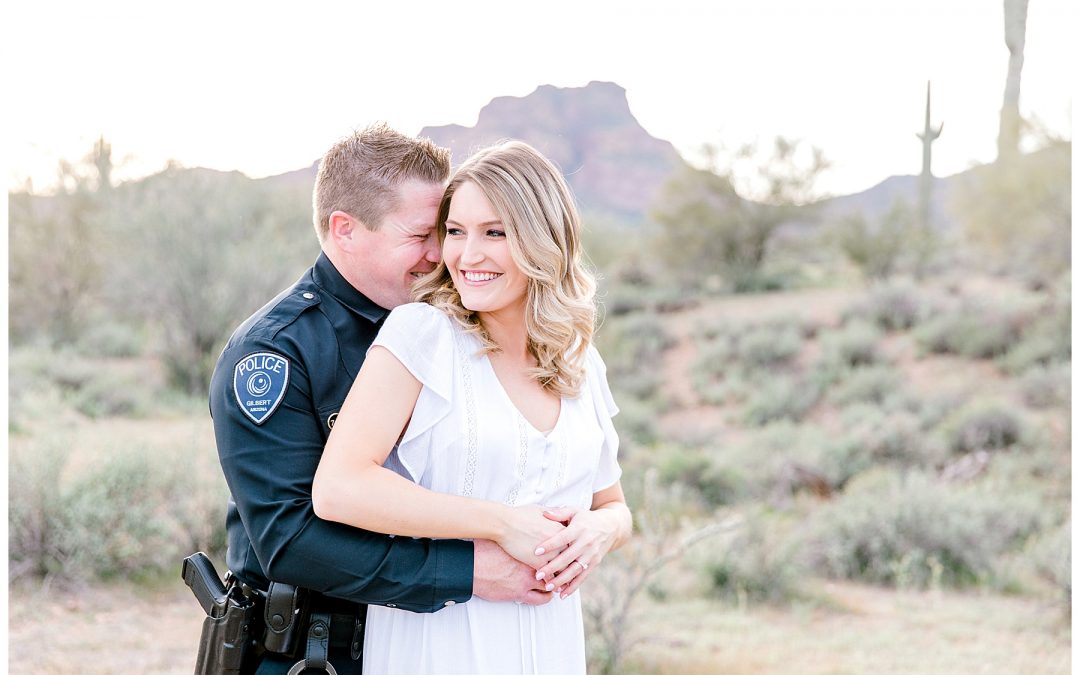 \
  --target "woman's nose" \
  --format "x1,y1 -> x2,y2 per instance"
461,235 -> 484,264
